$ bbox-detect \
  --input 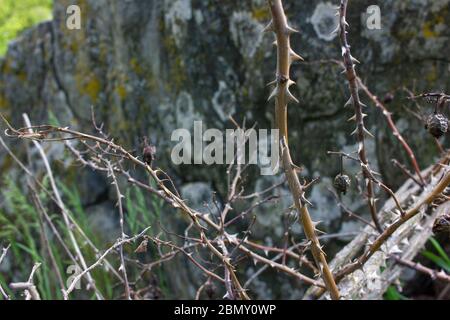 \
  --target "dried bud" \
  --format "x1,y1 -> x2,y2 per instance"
205,282 -> 216,299
383,92 -> 394,104
432,214 -> 450,235
142,137 -> 156,166
333,174 -> 351,195
425,113 -> 448,138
